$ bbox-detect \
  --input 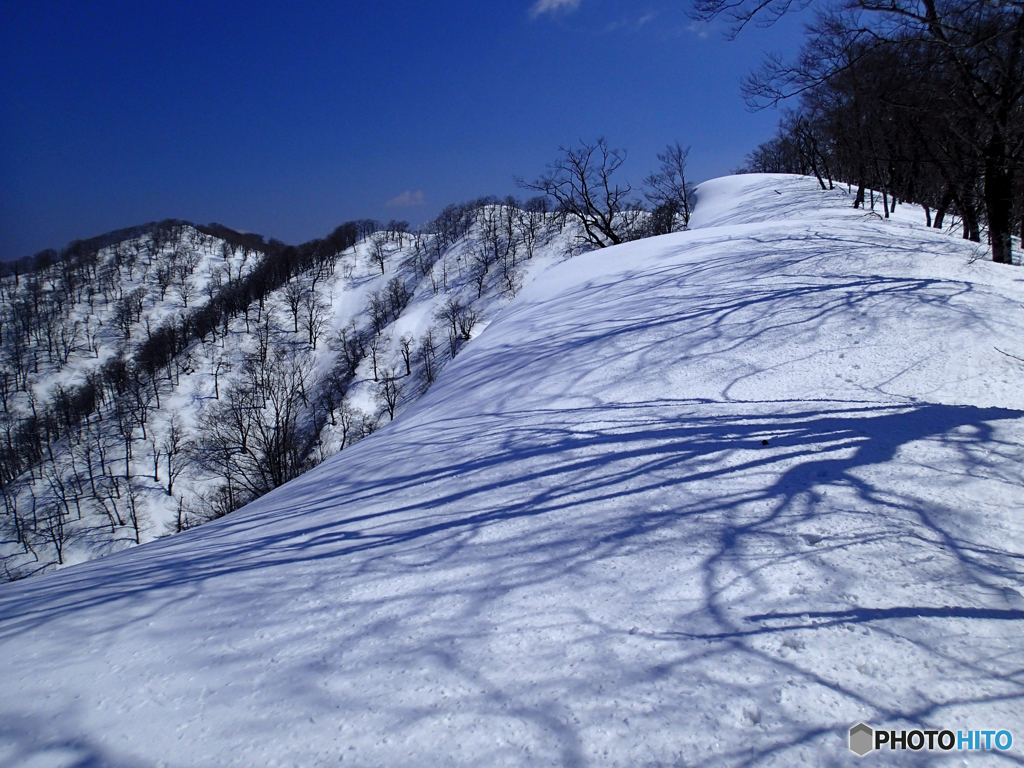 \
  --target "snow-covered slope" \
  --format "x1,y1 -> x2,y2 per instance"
2,175 -> 1023,767
0,210 -> 572,577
